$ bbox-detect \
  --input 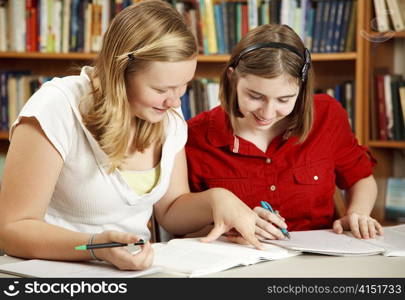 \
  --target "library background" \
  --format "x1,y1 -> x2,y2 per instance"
0,0 -> 404,226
